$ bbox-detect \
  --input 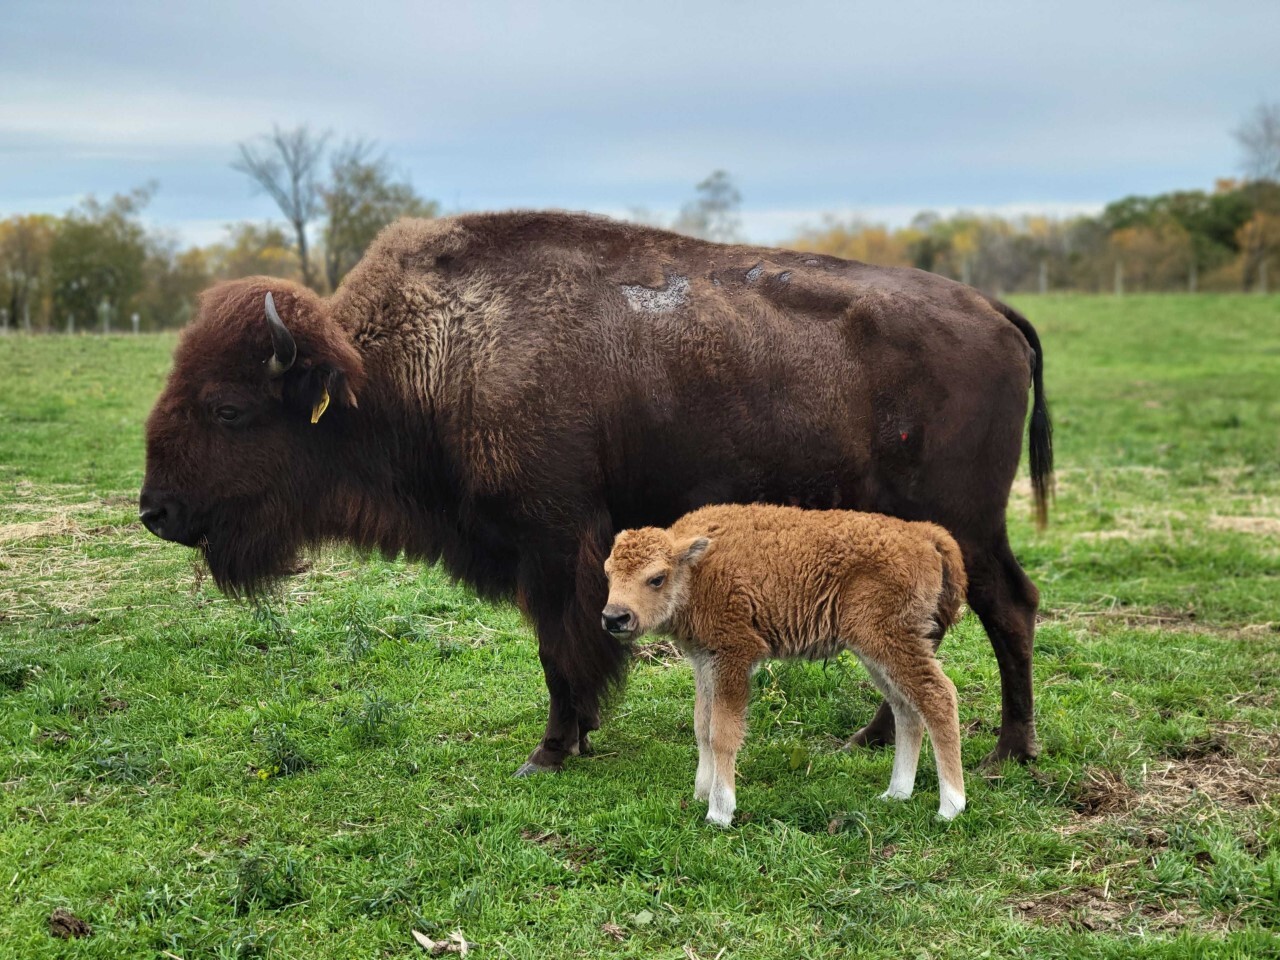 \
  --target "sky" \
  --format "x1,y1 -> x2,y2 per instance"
2,0 -> 1278,246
